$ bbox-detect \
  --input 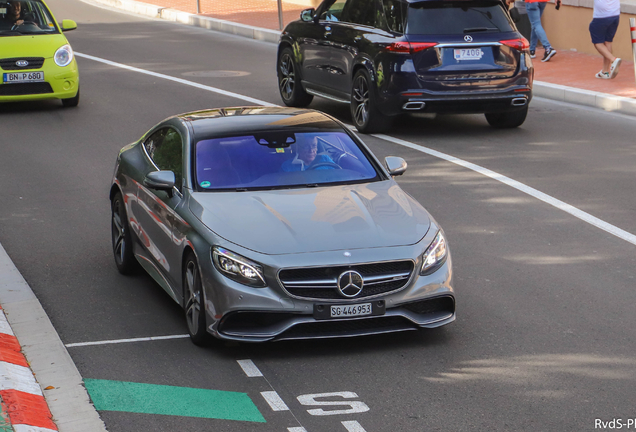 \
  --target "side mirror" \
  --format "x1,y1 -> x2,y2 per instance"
385,156 -> 407,177
60,19 -> 77,32
300,8 -> 315,22
144,170 -> 176,191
